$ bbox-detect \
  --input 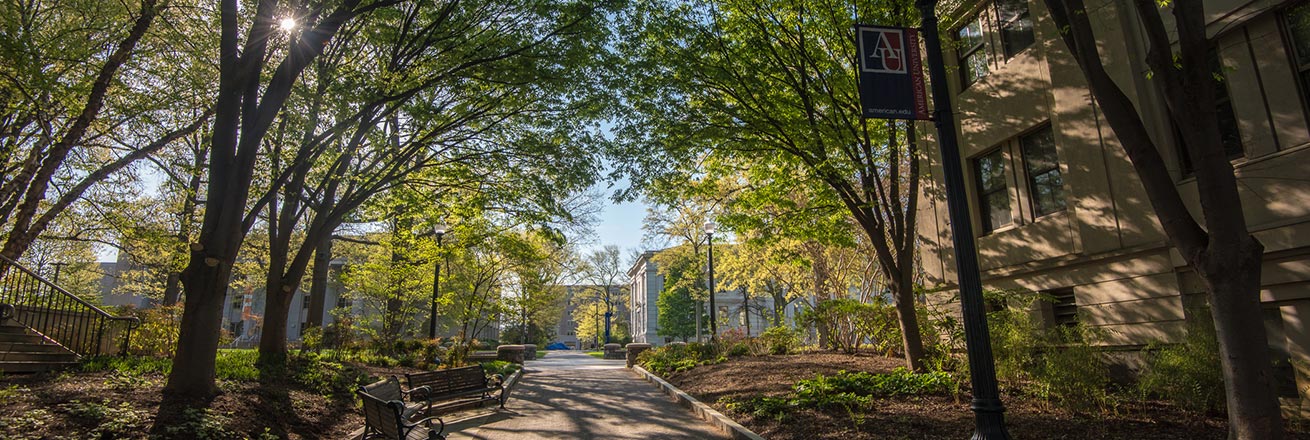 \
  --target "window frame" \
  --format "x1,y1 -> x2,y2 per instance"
1174,50 -> 1246,176
1281,3 -> 1310,128
1019,125 -> 1066,218
993,0 -> 1035,59
973,147 -> 1012,234
955,15 -> 989,88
